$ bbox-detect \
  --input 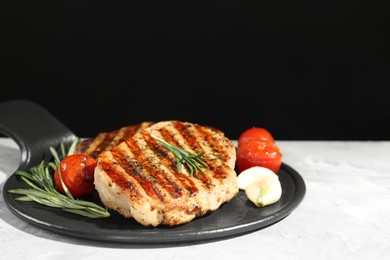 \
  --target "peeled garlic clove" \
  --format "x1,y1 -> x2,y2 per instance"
245,176 -> 282,207
237,166 -> 277,190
